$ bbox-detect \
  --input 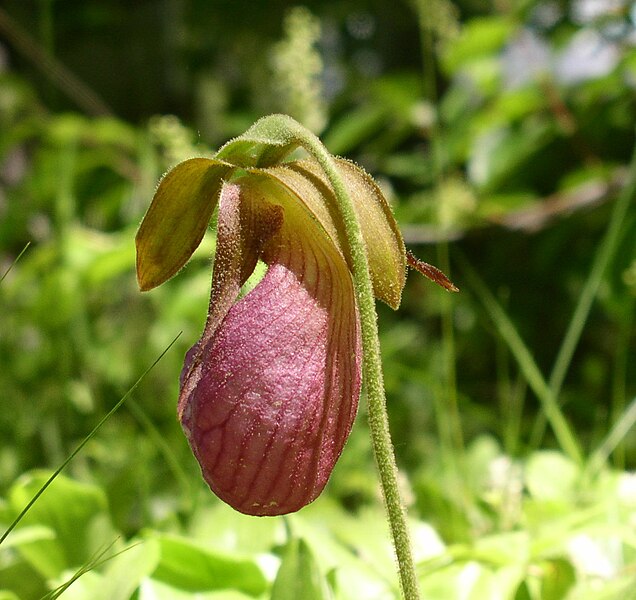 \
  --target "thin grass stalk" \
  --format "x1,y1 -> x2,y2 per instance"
457,253 -> 583,464
530,140 -> 636,447
42,538 -> 123,599
417,4 -> 464,465
127,397 -> 196,514
0,333 -> 181,547
0,242 -> 31,285
586,396 -> 636,478
611,293 -> 635,469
